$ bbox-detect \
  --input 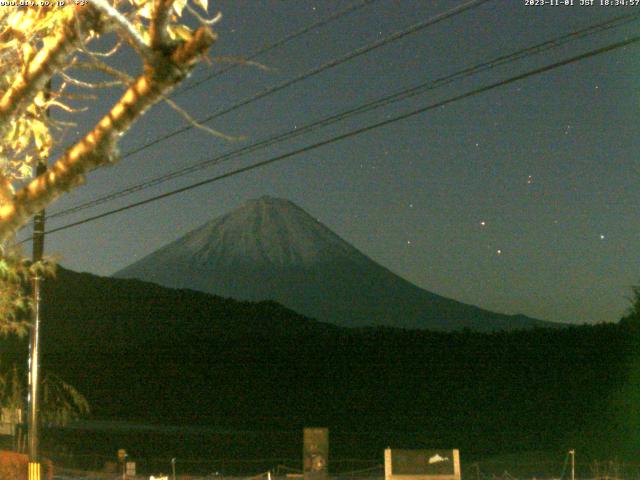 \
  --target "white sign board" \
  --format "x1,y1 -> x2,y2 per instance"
384,449 -> 461,480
